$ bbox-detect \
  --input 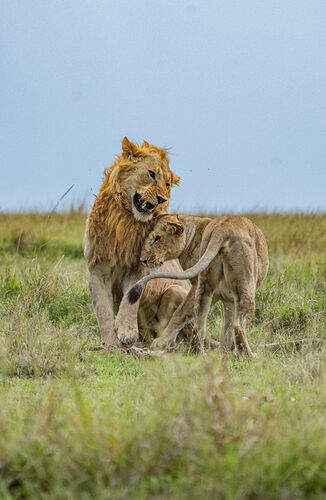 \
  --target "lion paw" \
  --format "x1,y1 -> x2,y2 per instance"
117,329 -> 139,346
